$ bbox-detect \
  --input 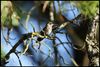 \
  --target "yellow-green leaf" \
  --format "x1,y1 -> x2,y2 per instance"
11,12 -> 19,26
